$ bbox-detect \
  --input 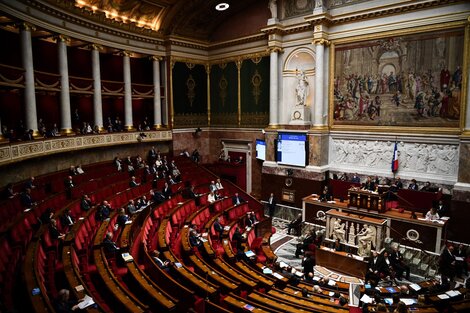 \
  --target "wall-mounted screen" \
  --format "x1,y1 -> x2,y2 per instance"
255,139 -> 266,161
276,133 -> 307,167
